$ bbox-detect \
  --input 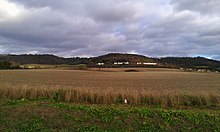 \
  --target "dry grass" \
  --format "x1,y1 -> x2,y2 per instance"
0,69 -> 220,107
